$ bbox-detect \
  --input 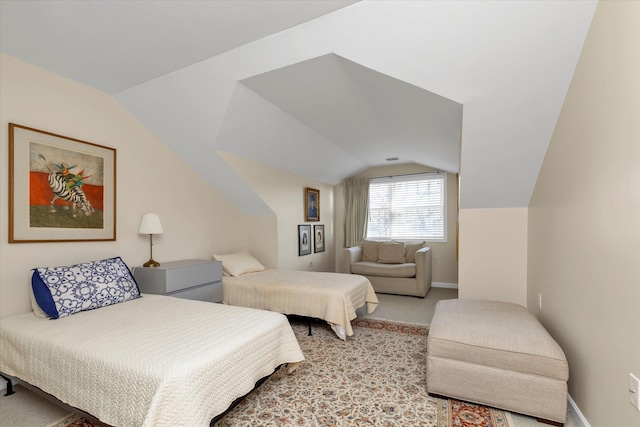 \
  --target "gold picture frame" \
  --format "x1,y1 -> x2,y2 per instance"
9,123 -> 116,243
305,187 -> 320,222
